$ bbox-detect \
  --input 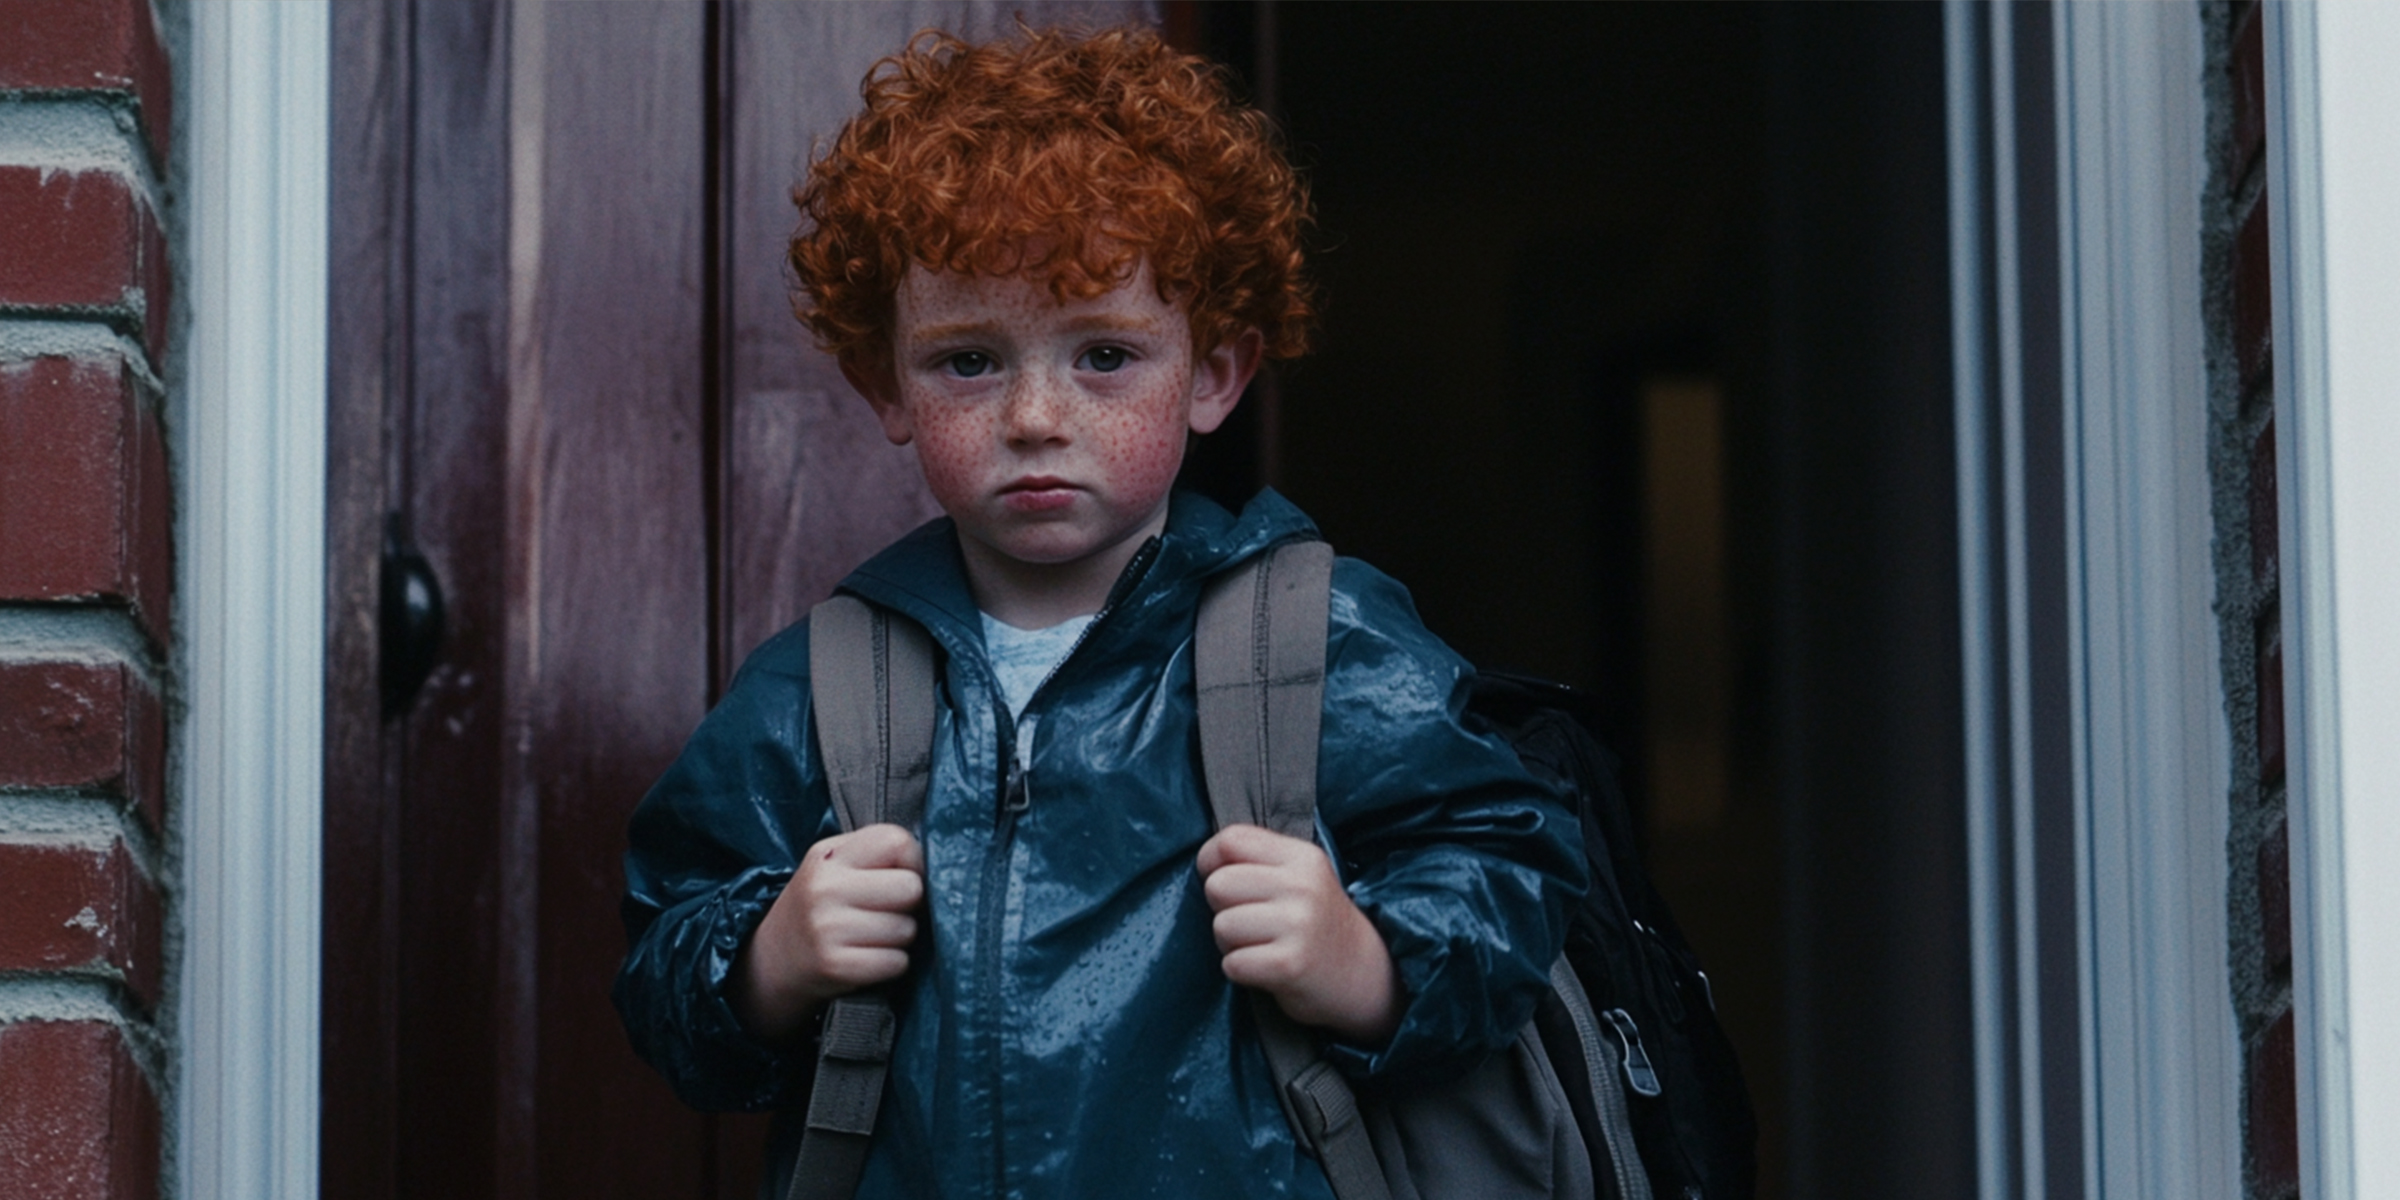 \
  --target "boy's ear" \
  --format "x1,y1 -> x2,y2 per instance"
1187,327 -> 1264,436
840,354 -> 914,446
